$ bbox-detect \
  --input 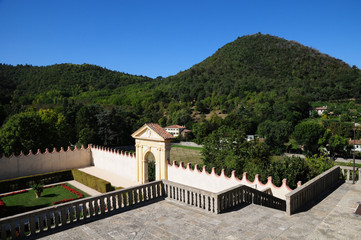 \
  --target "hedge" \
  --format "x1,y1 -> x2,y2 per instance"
0,170 -> 74,193
71,169 -> 114,193
0,169 -> 114,194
